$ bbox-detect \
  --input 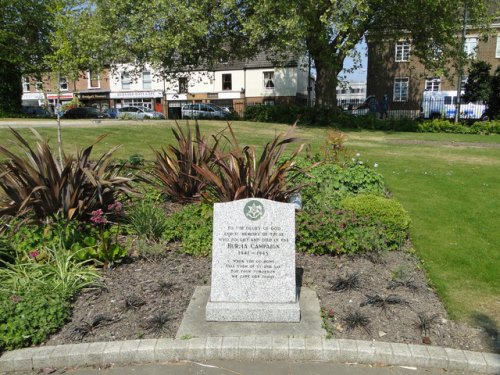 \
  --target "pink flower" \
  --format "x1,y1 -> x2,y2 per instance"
107,201 -> 123,213
90,209 -> 107,224
29,249 -> 40,258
